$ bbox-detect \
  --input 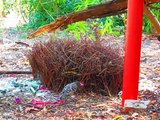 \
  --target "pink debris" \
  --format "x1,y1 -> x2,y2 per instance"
32,99 -> 64,106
